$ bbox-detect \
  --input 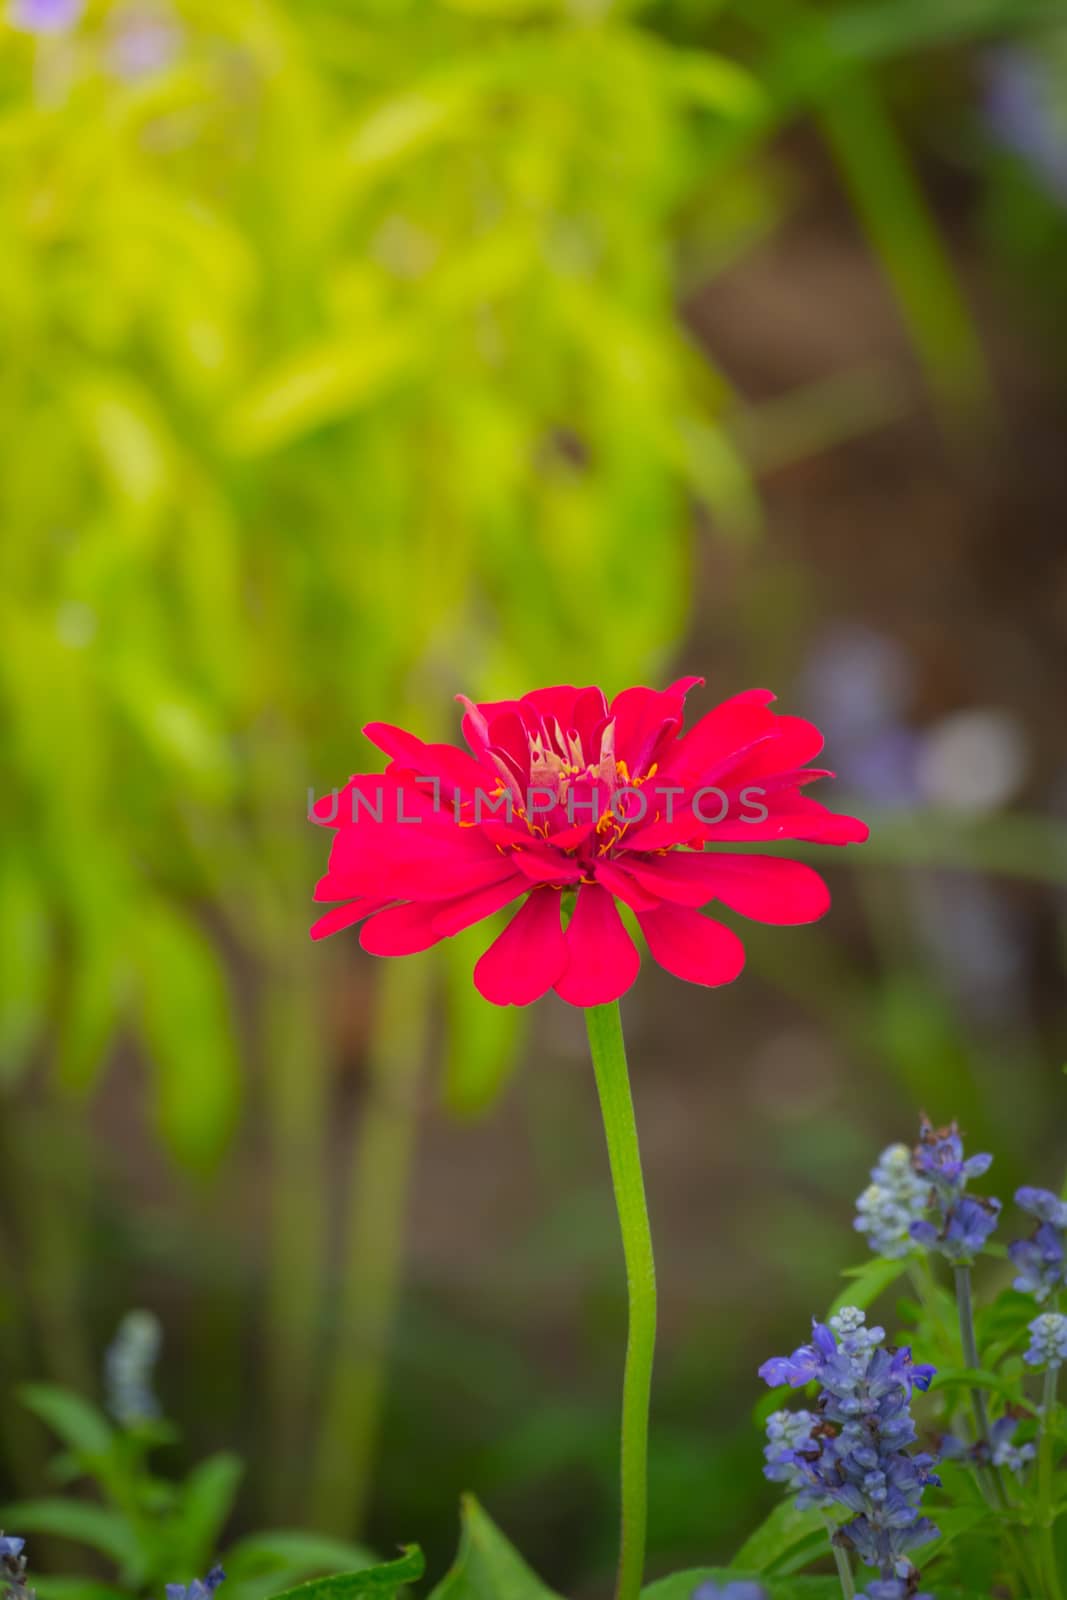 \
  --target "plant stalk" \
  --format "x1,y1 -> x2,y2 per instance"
585,1001 -> 657,1600
1038,1364 -> 1064,1600
824,1520 -> 855,1600
309,955 -> 431,1533
953,1263 -> 1009,1511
